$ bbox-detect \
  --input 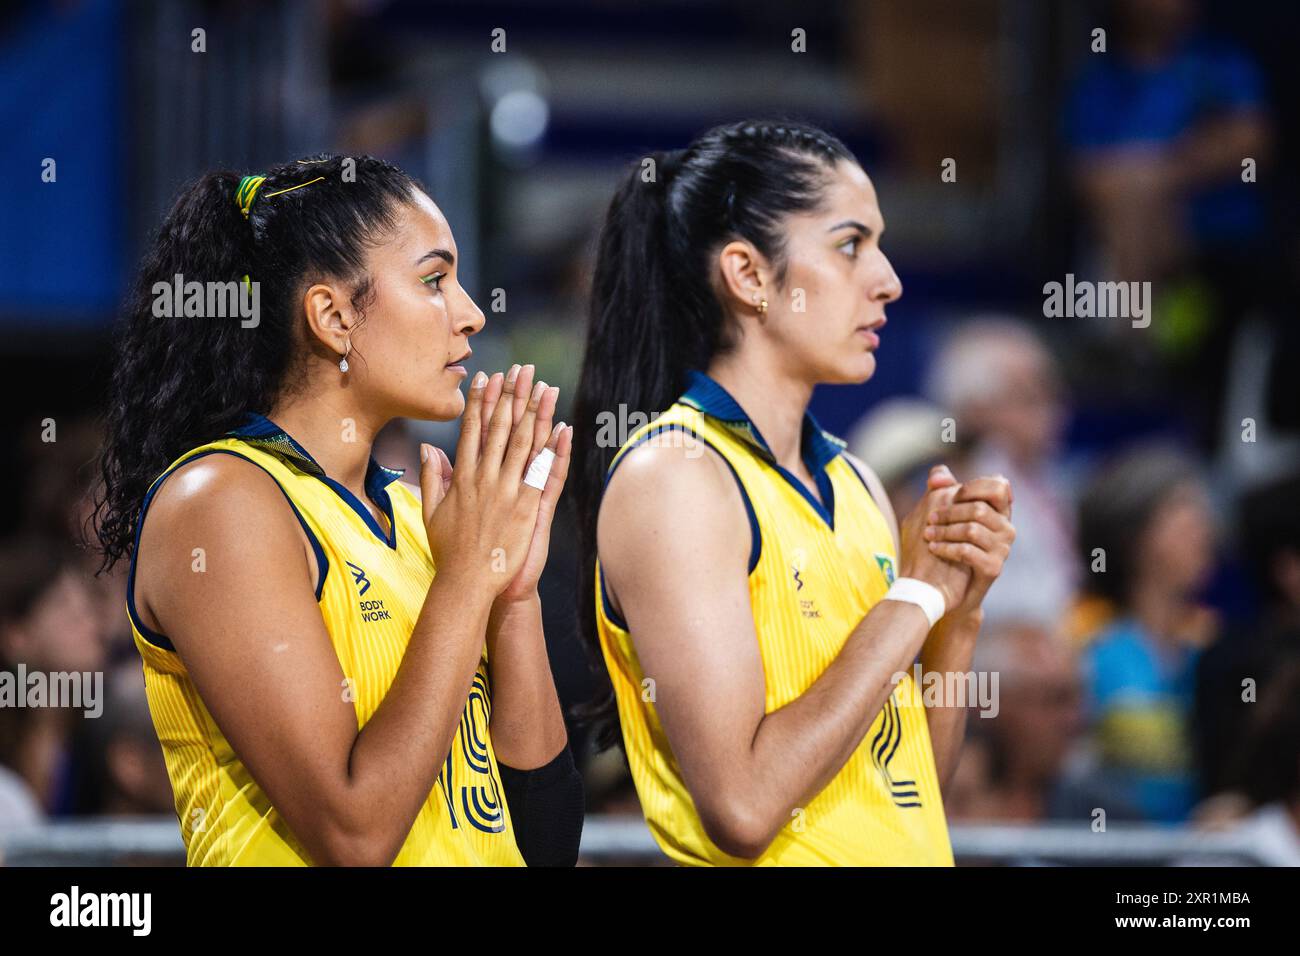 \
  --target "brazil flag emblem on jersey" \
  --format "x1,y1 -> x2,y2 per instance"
874,552 -> 896,585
